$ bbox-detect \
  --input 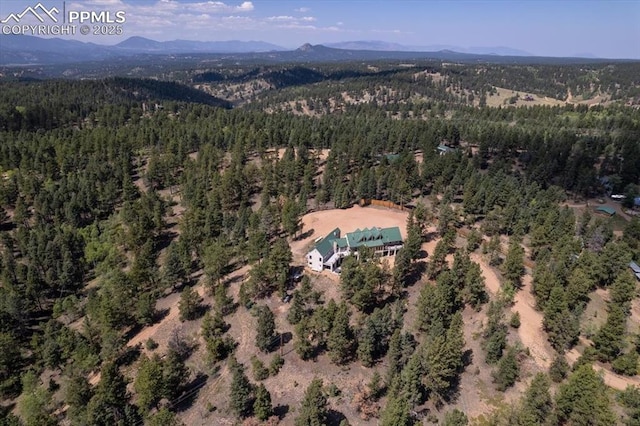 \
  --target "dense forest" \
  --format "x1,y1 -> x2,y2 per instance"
0,59 -> 639,425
